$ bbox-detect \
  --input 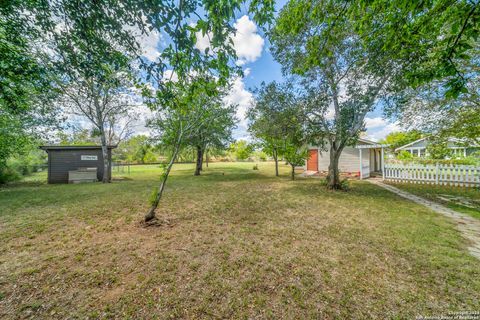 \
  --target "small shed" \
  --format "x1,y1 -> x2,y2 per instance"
40,145 -> 116,184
